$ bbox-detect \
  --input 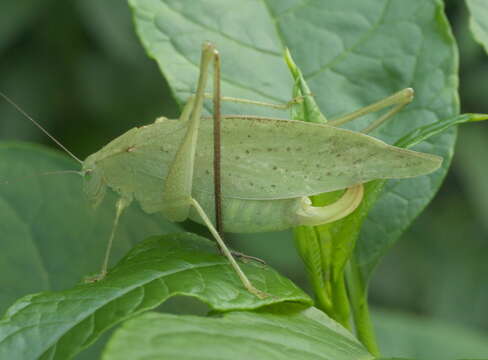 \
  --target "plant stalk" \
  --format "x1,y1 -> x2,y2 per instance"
345,256 -> 380,356
293,227 -> 333,315
330,274 -> 351,330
